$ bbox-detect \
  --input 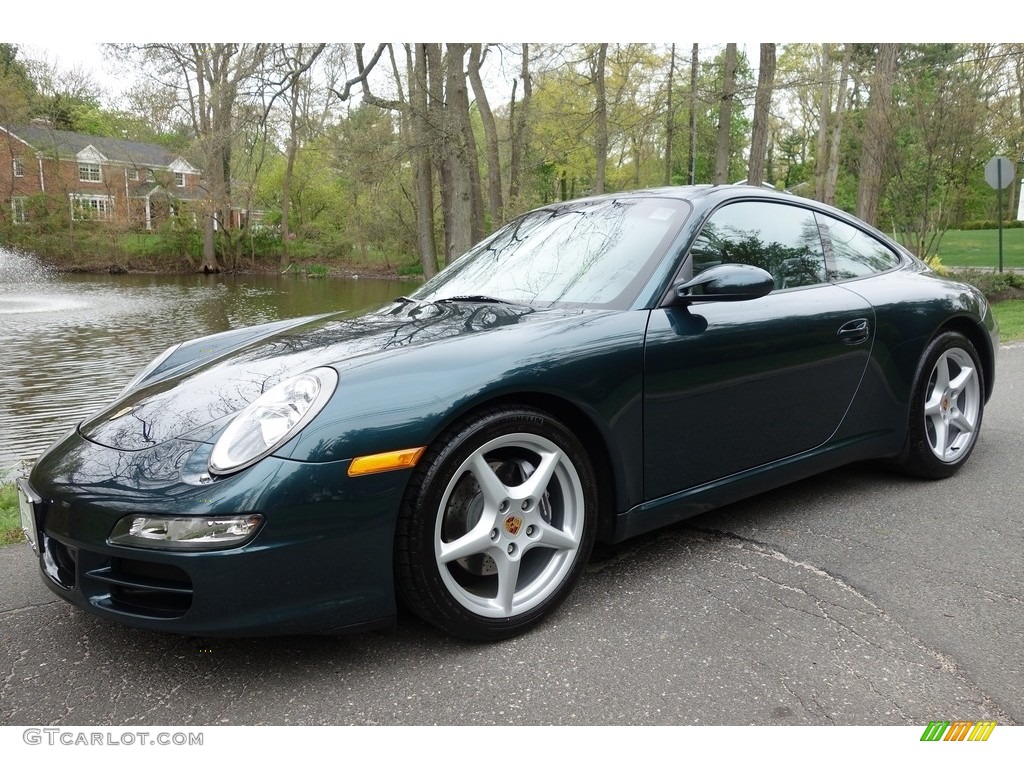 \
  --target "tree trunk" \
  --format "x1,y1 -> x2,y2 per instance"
279,88 -> 299,270
823,45 -> 852,206
856,44 -> 899,226
449,45 -> 484,244
508,44 -> 532,210
748,43 -> 776,187
813,44 -> 833,200
714,43 -> 737,185
688,44 -> 698,184
411,44 -> 438,278
469,44 -> 504,227
664,44 -> 676,185
439,44 -> 474,266
594,44 -> 609,194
